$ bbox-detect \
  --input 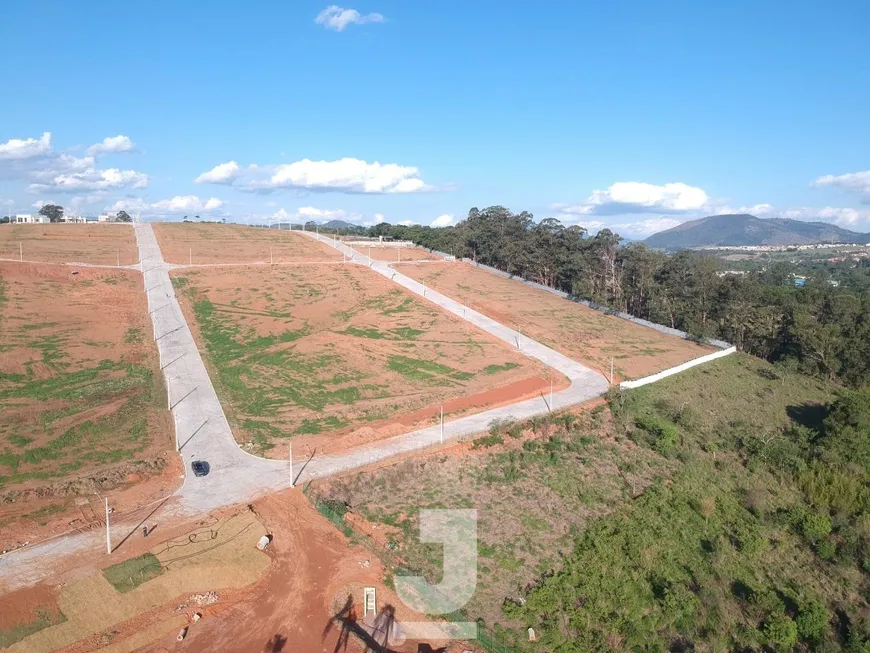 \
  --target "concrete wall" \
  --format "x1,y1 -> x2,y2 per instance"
619,346 -> 737,389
